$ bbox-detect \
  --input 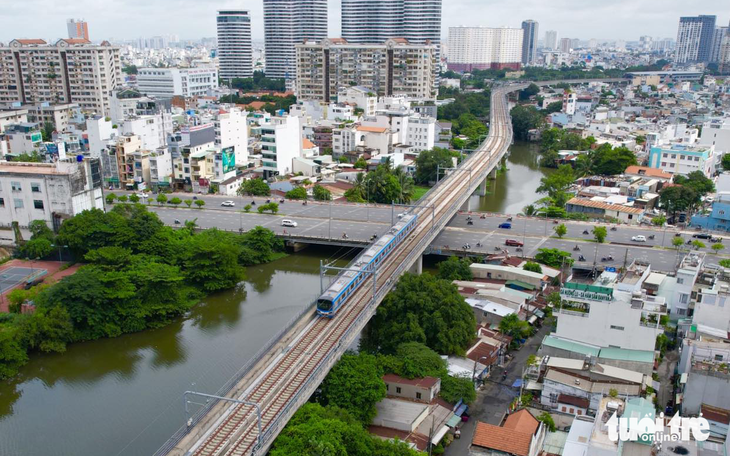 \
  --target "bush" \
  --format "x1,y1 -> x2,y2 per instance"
285,187 -> 308,200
